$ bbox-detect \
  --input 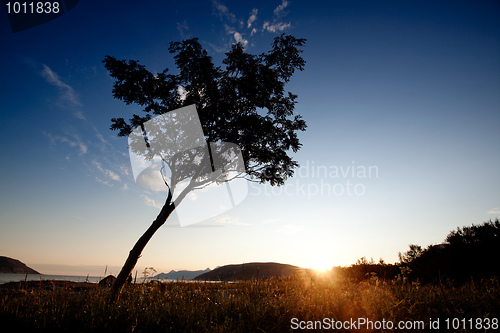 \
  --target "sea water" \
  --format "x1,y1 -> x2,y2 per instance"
0,274 -> 102,284
0,274 -> 184,284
